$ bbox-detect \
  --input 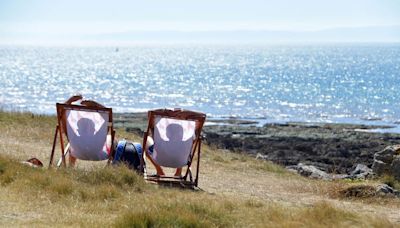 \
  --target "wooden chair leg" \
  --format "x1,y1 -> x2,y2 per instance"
57,144 -> 70,167
49,126 -> 59,168
195,138 -> 202,187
